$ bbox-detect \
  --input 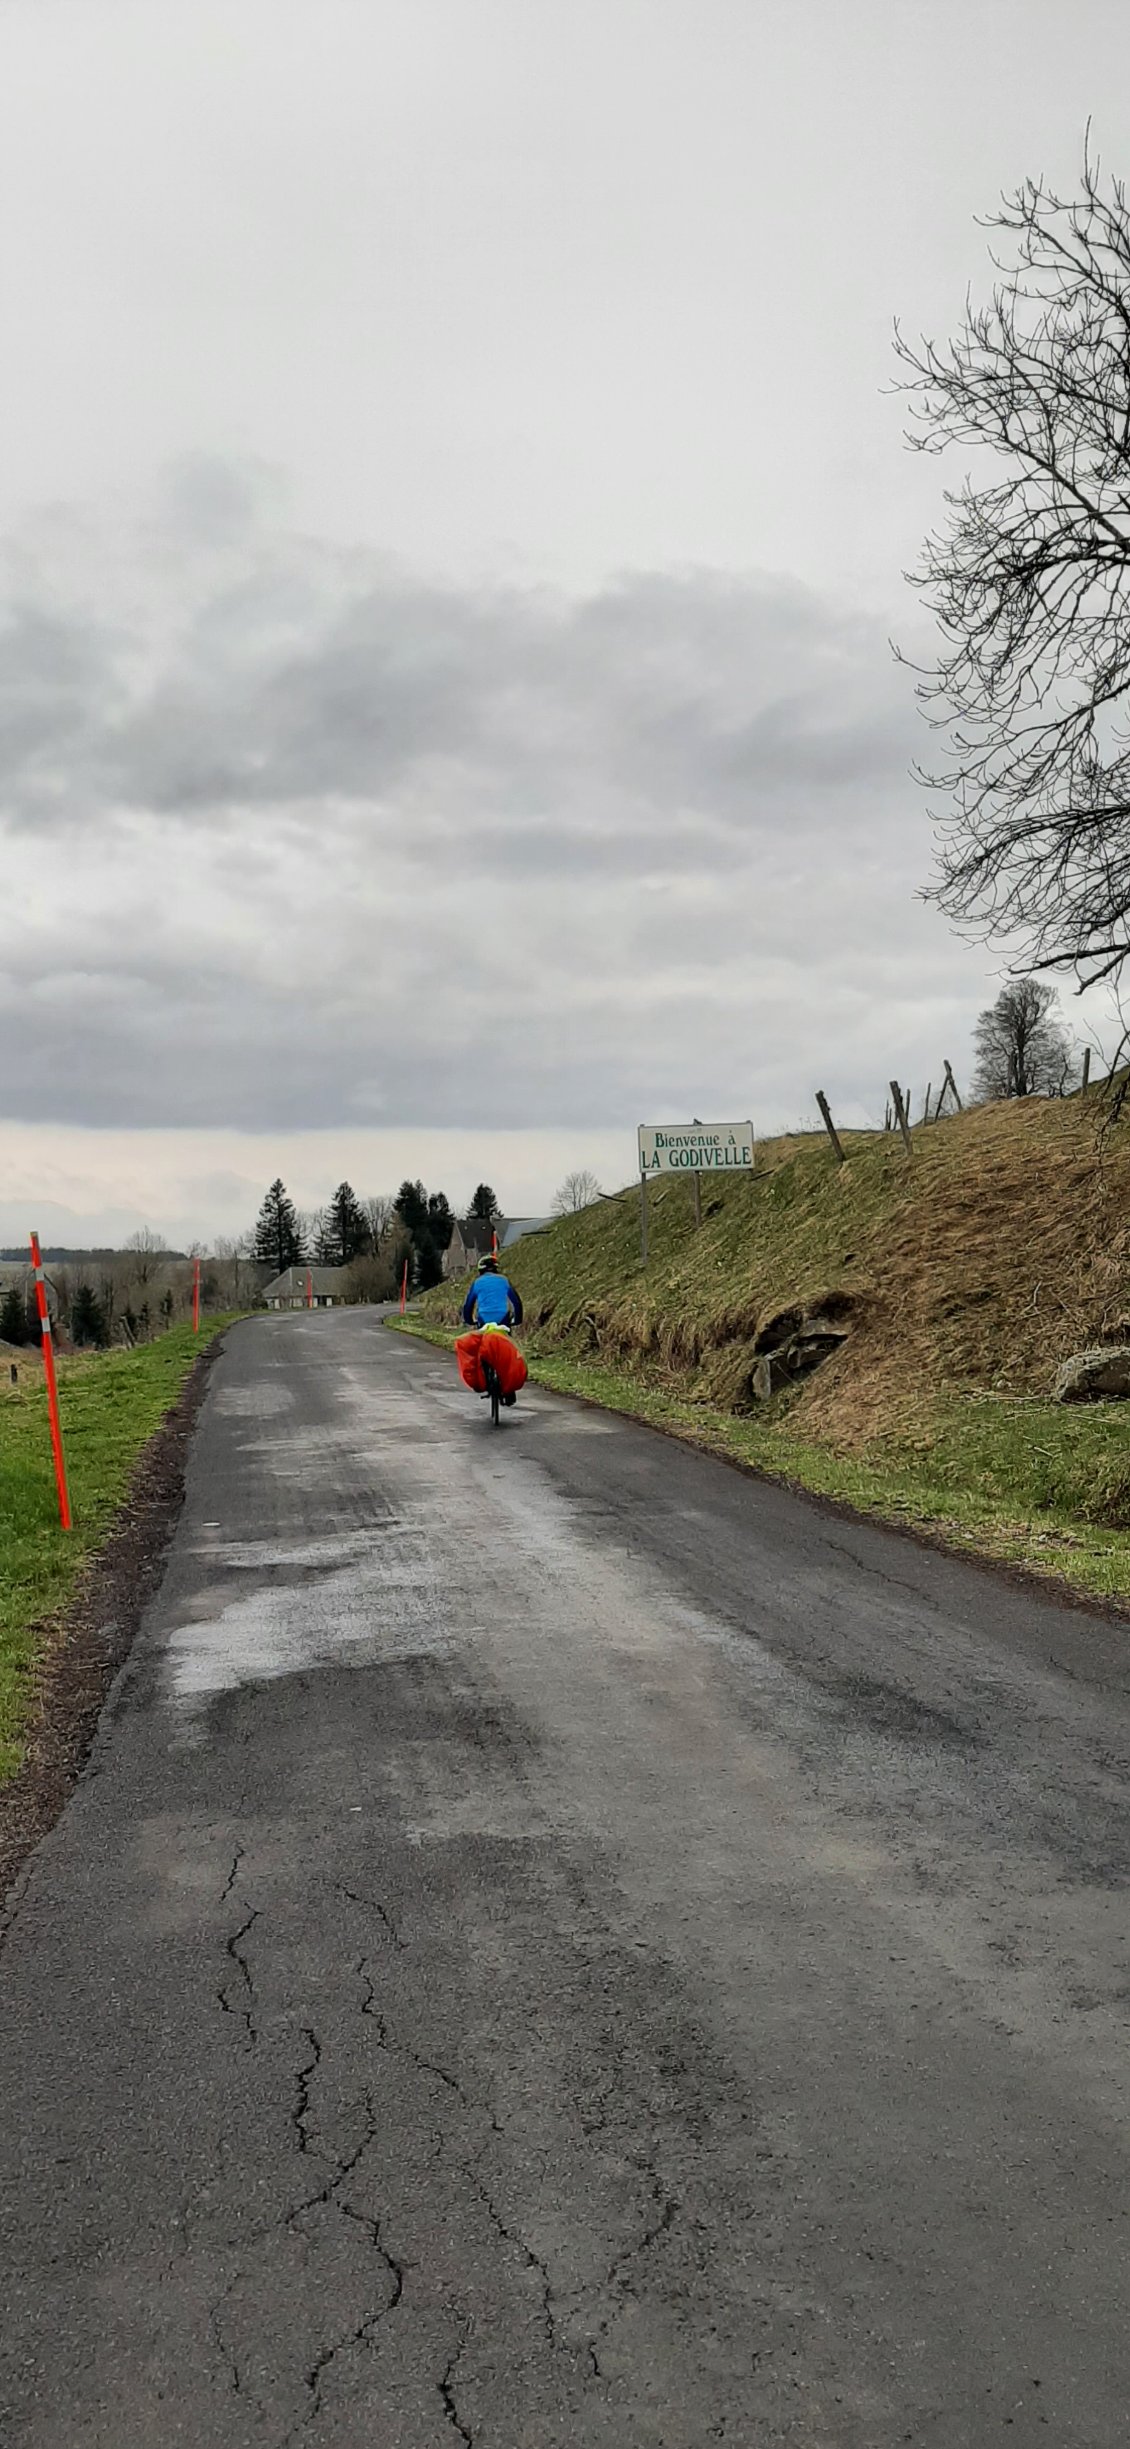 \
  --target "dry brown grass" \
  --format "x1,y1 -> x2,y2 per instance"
796,1097 -> 1130,1447
425,1094 -> 1130,1452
